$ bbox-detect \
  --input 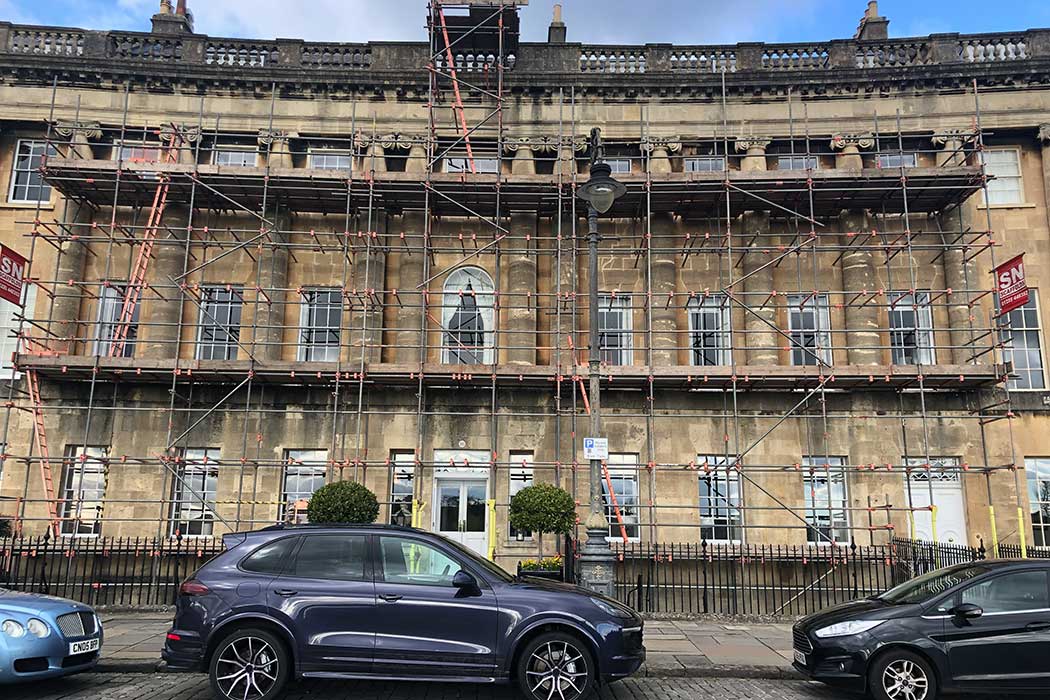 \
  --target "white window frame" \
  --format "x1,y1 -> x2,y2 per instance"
196,286 -> 243,361
788,293 -> 832,366
308,148 -> 353,171
778,154 -> 818,171
0,282 -> 36,379
602,453 -> 641,542
281,449 -> 328,523
59,446 -> 109,538
94,284 -> 138,358
685,156 -> 726,173
877,153 -> 918,168
389,450 -> 415,526
605,158 -> 632,174
889,290 -> 935,365
508,451 -> 534,540
298,287 -> 342,362
212,146 -> 257,167
444,156 -> 500,174
169,448 -> 220,538
697,454 -> 742,544
982,147 -> 1024,205
1026,458 -> 1050,548
441,266 -> 496,365
688,294 -> 731,366
802,456 -> 849,545
1001,294 -> 1045,390
598,294 -> 633,366
8,139 -> 57,203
